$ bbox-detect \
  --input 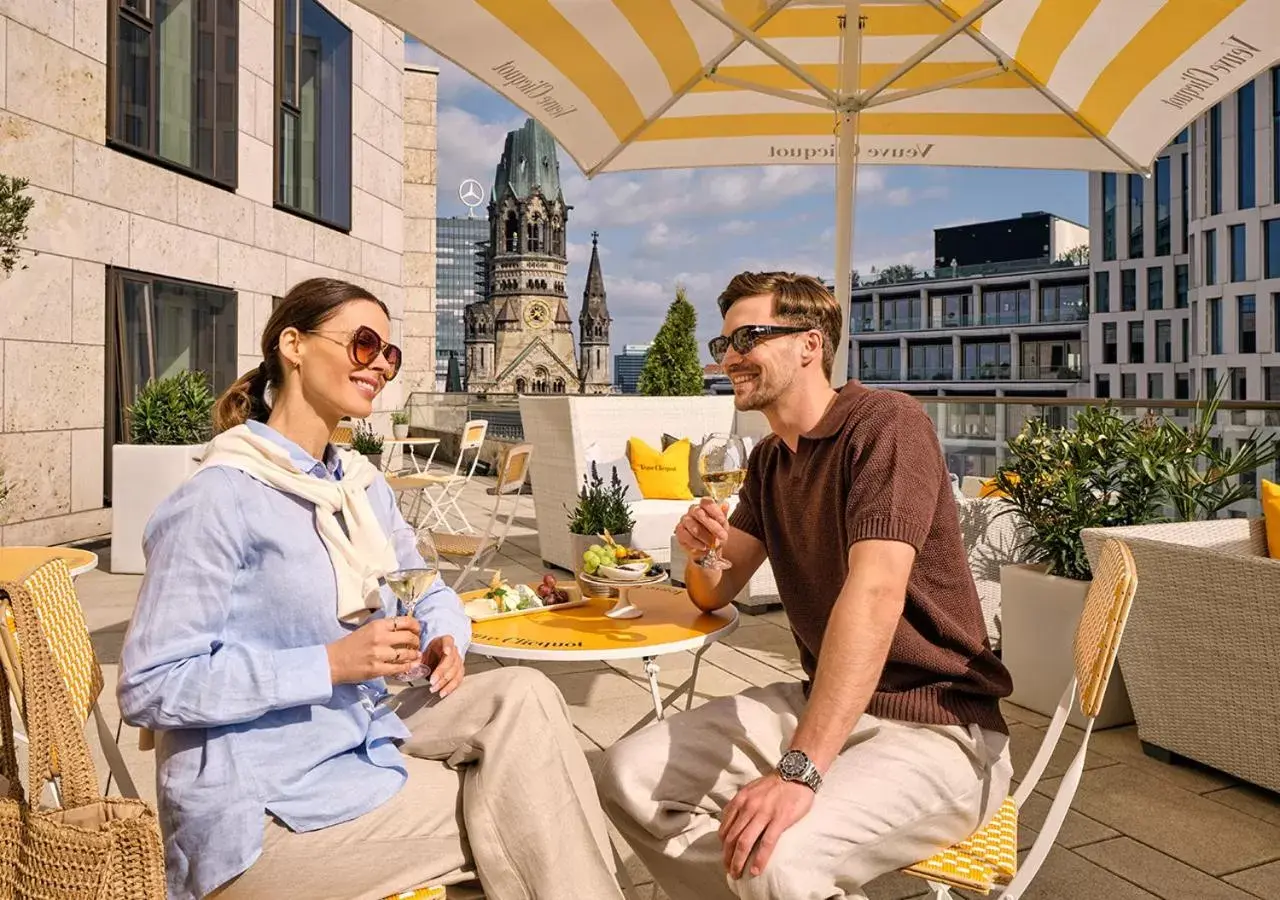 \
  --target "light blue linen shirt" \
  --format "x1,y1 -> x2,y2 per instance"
118,420 -> 472,900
